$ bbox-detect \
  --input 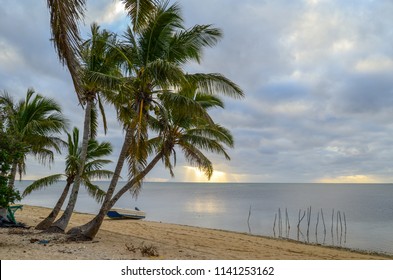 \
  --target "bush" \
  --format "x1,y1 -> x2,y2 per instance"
0,130 -> 22,208
0,184 -> 21,208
